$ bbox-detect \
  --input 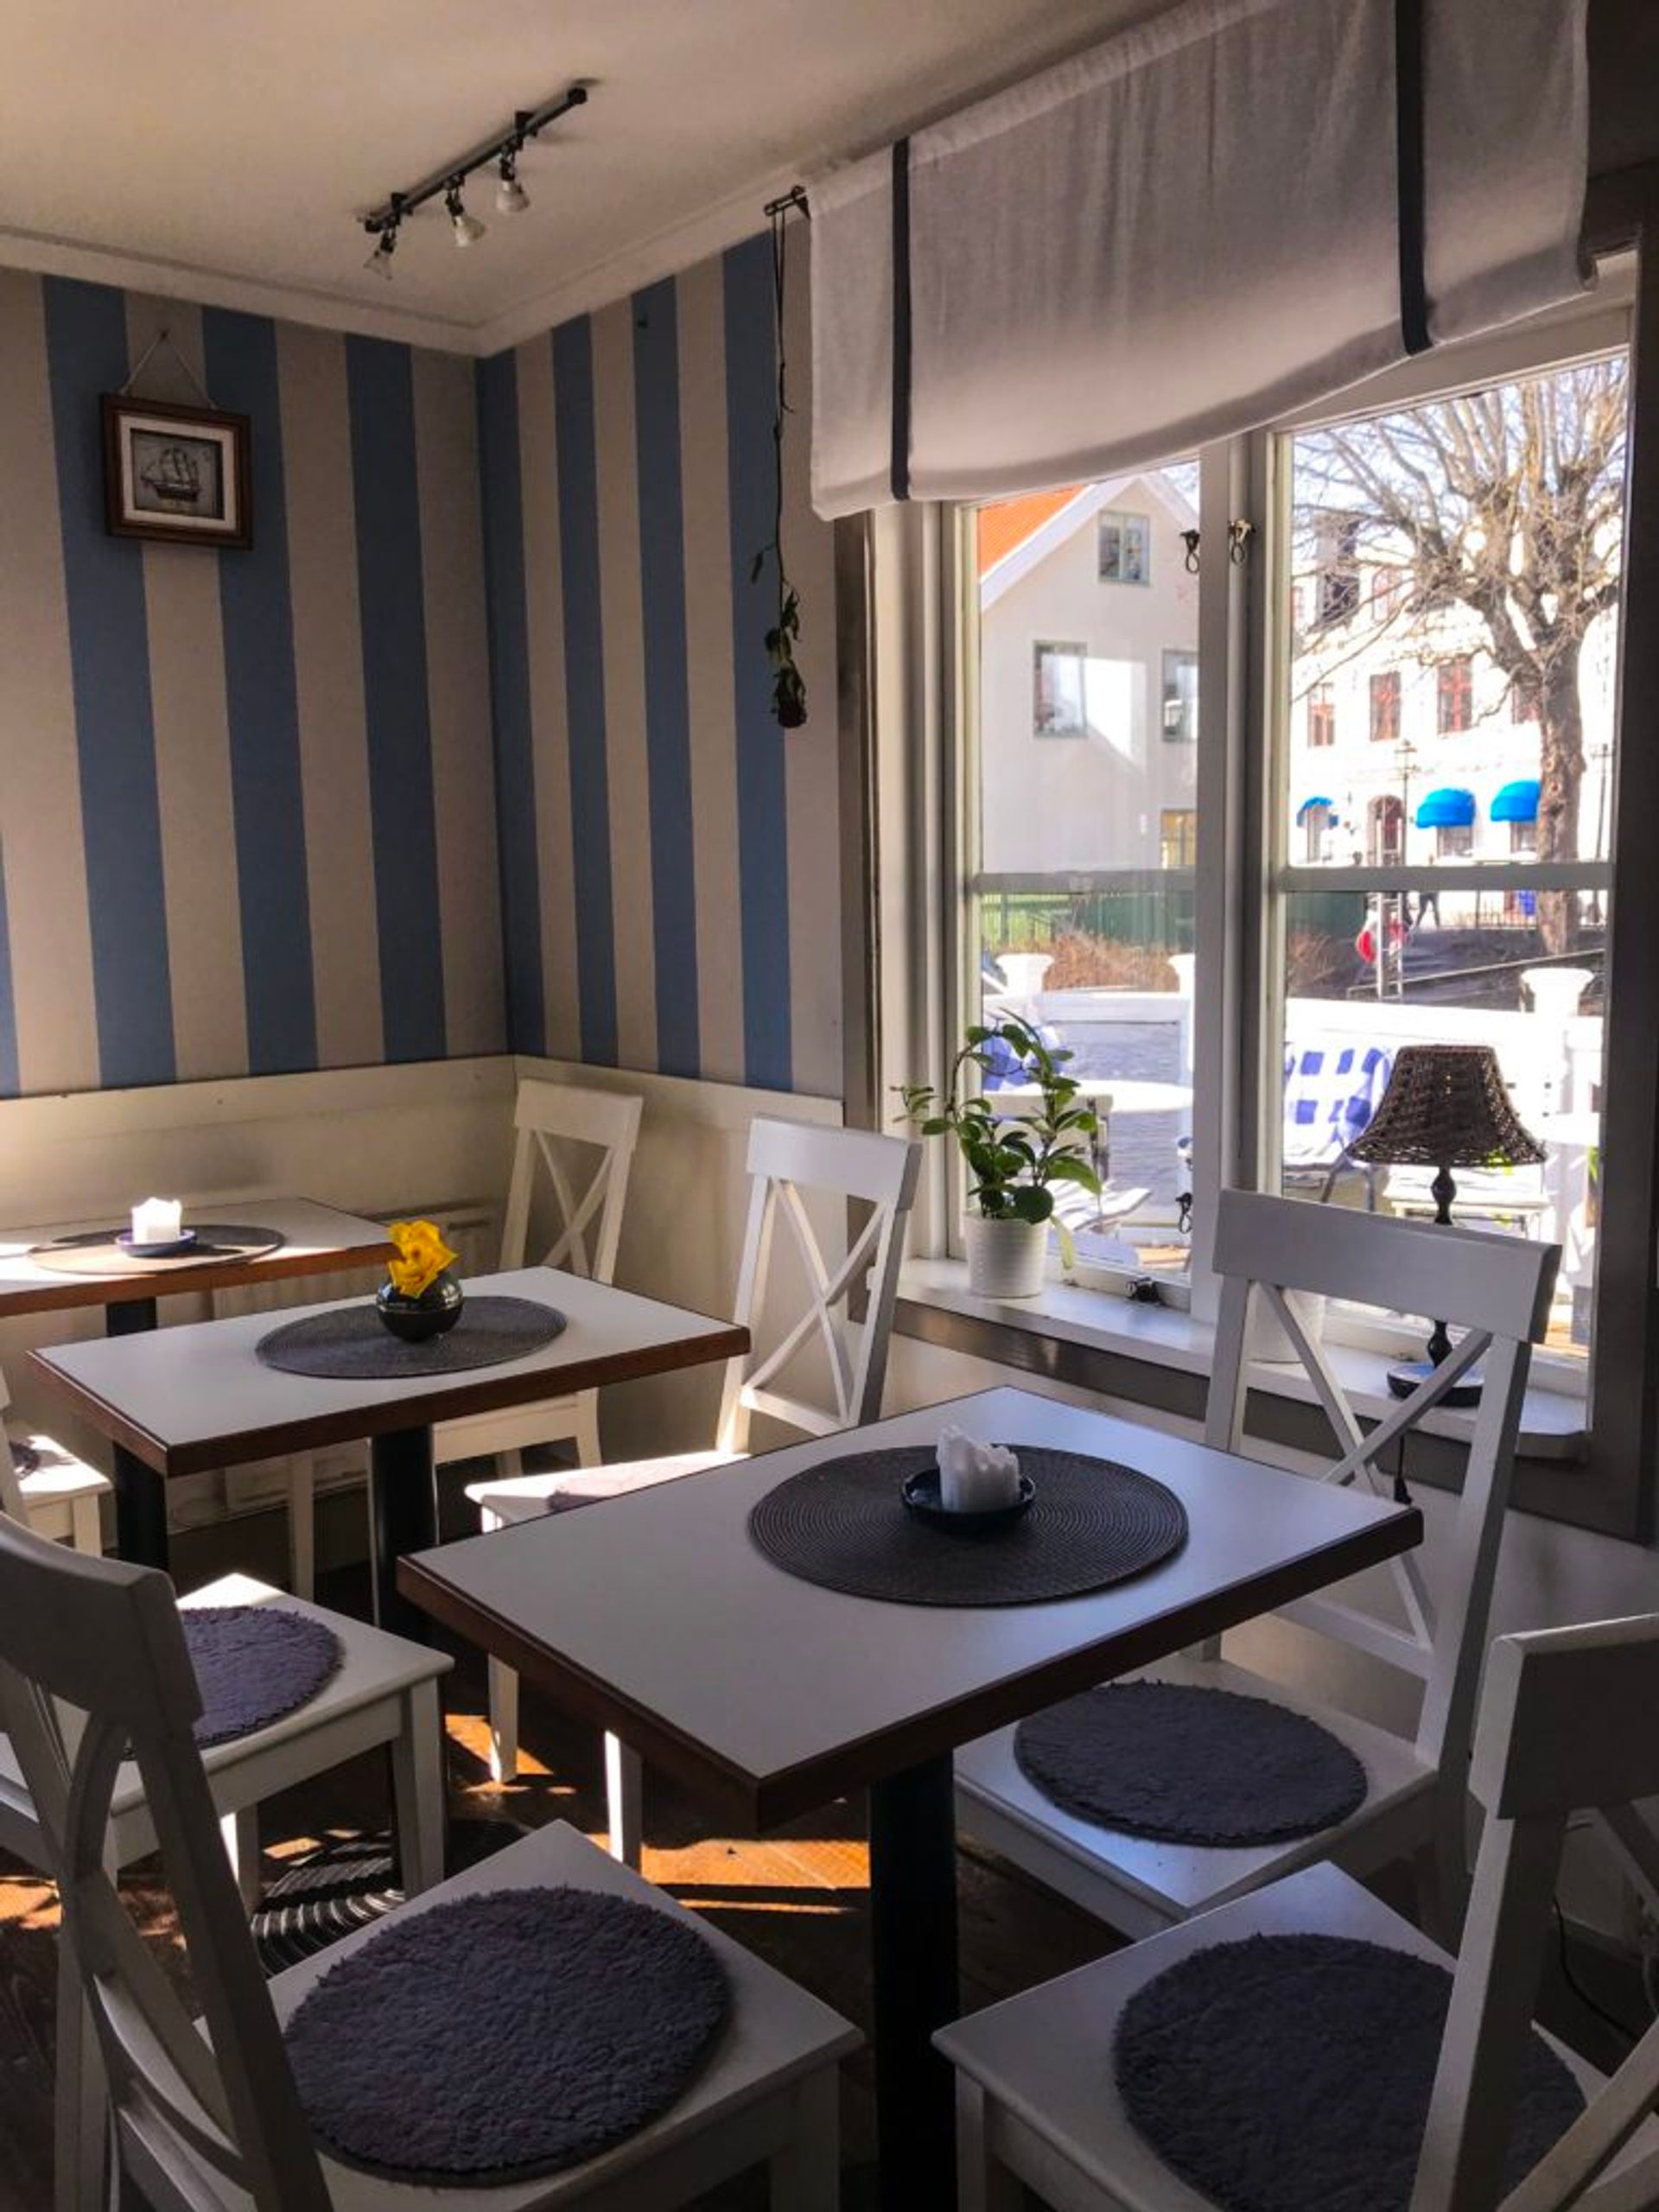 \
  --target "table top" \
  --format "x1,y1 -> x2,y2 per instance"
29,1268 -> 747,1477
401,1385 -> 1421,1827
0,1196 -> 393,1319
